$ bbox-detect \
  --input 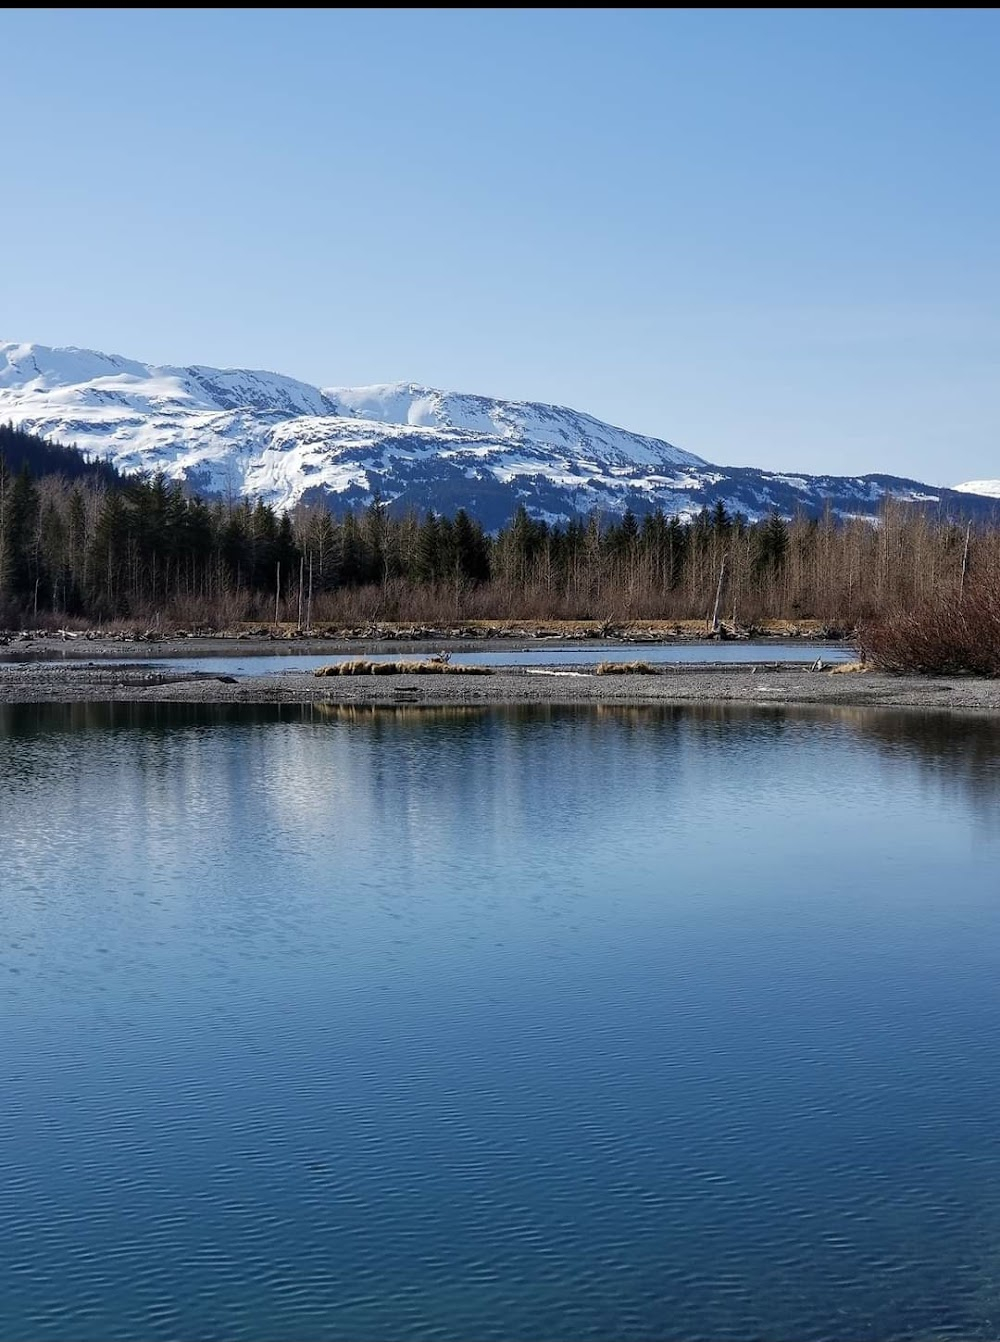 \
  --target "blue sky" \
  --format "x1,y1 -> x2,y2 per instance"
3,8 -> 998,484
